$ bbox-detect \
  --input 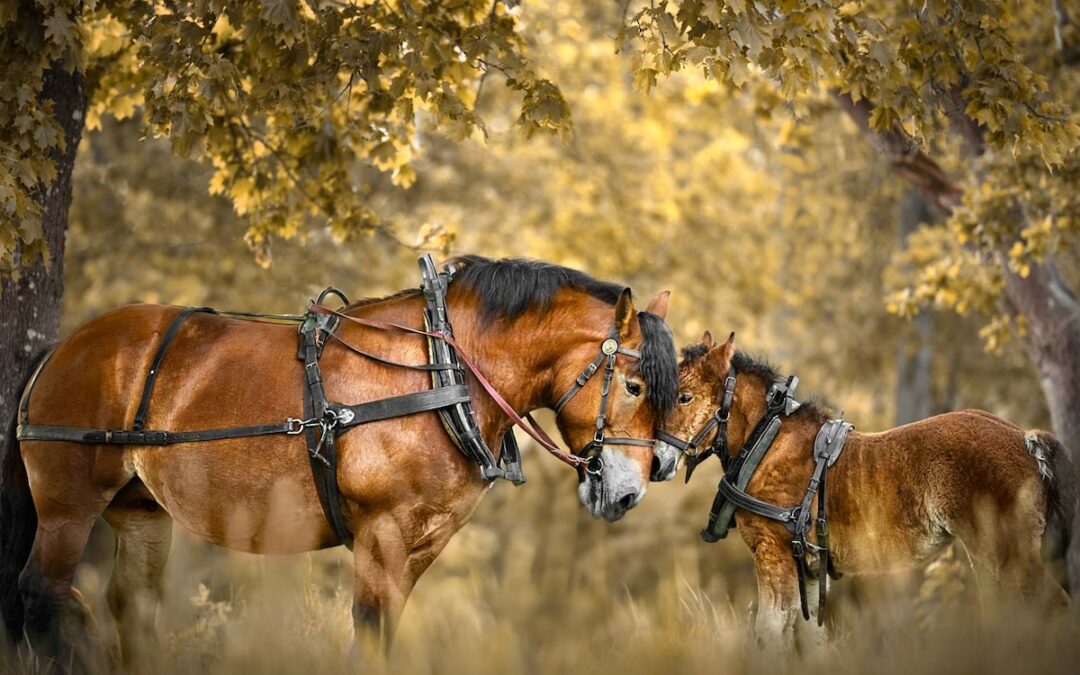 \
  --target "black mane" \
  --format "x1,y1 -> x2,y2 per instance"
680,347 -> 831,423
449,255 -> 624,321
451,256 -> 677,416
637,312 -> 678,415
